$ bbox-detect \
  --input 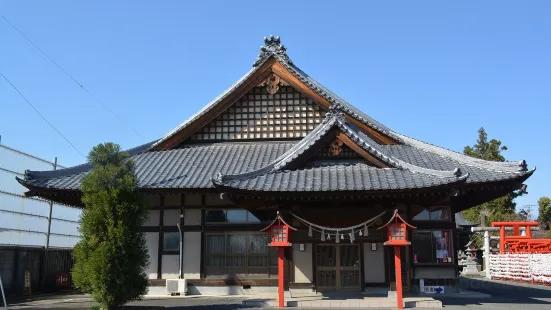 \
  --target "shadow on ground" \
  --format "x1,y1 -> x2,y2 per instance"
429,277 -> 551,307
